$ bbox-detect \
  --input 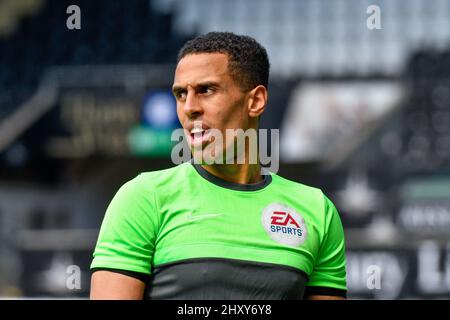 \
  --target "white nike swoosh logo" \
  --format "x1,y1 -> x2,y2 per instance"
186,213 -> 223,221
